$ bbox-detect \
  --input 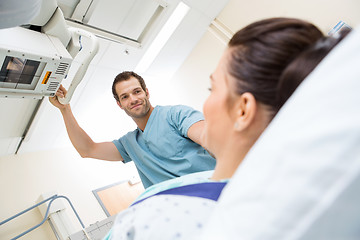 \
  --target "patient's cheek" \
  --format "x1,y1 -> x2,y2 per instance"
200,127 -> 207,147
201,126 -> 215,155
